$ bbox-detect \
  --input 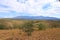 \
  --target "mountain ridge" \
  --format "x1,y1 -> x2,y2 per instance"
13,16 -> 60,20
